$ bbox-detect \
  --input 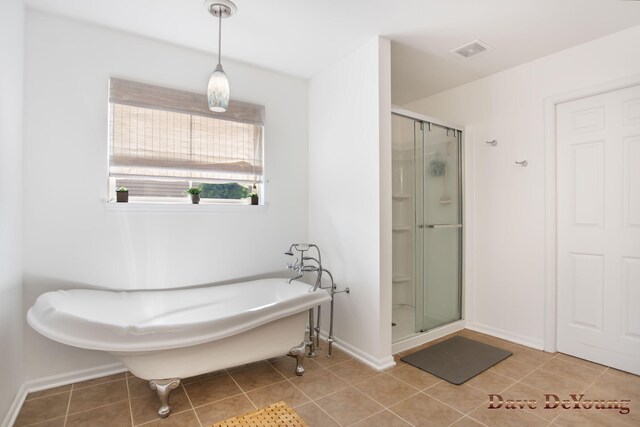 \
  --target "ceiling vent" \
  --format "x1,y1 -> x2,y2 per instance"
450,40 -> 492,58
